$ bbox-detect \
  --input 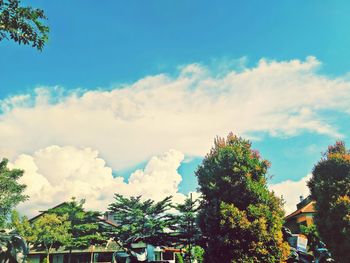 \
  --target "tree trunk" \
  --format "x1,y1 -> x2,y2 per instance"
46,245 -> 52,263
